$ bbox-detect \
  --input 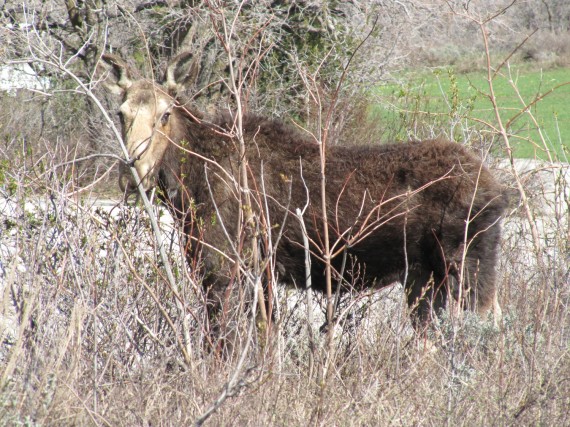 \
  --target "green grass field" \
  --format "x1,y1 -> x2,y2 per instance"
375,67 -> 570,160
